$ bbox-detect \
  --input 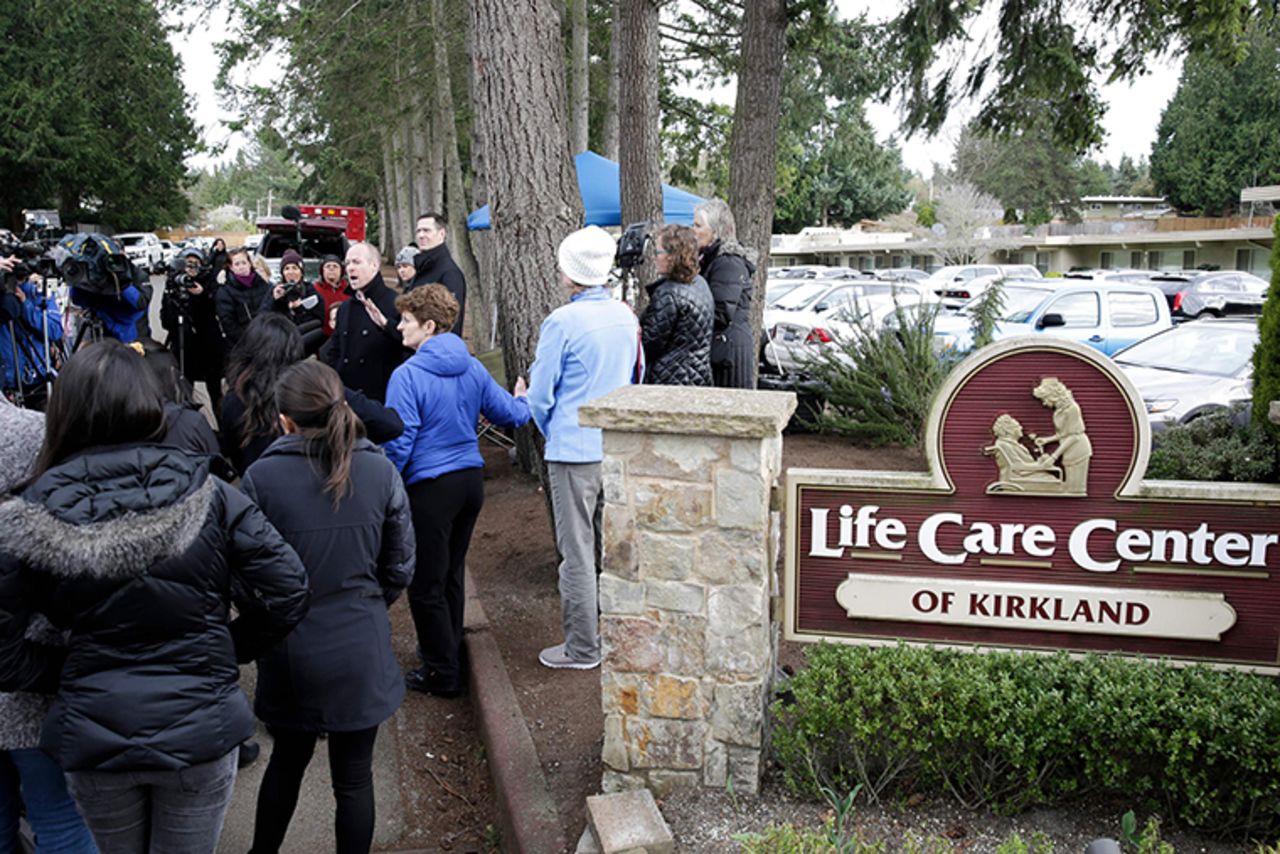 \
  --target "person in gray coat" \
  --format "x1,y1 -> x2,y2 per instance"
0,397 -> 96,852
241,359 -> 415,854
